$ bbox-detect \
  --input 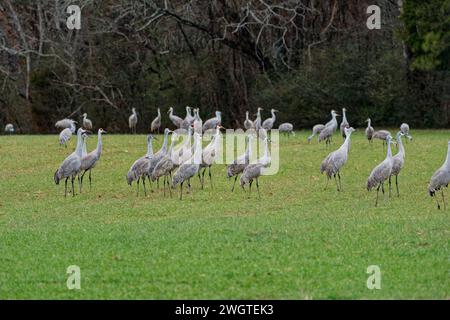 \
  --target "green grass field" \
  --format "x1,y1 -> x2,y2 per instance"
0,130 -> 448,299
